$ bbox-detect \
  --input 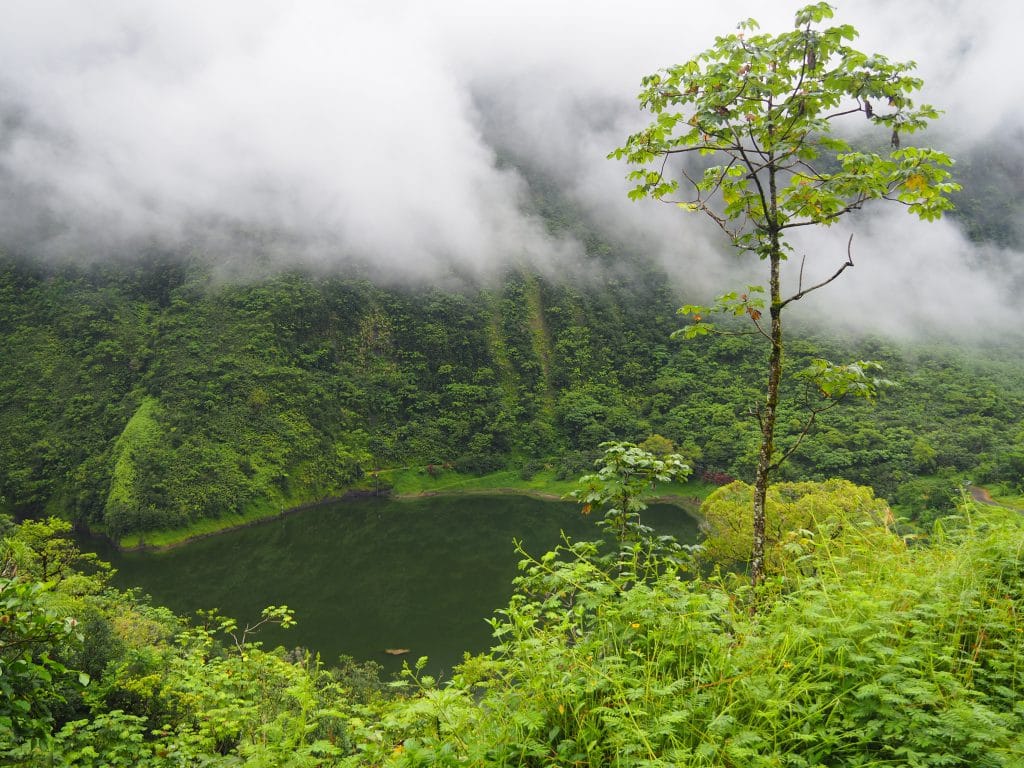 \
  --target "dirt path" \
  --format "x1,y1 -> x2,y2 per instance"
970,484 -> 1024,513
969,485 -> 998,506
